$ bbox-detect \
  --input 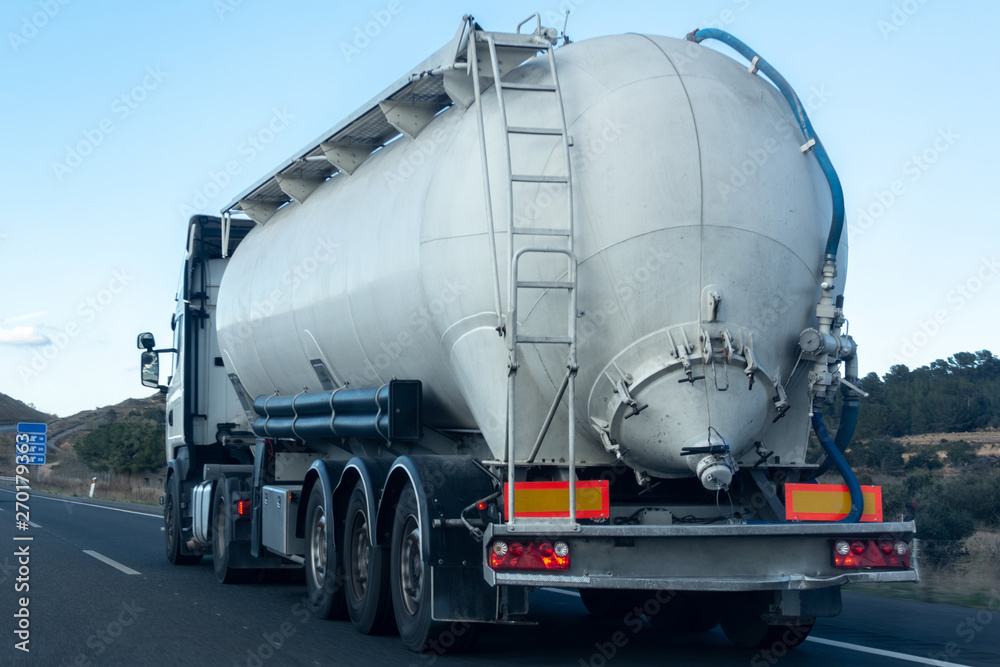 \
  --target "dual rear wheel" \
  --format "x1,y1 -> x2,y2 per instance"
304,478 -> 478,652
